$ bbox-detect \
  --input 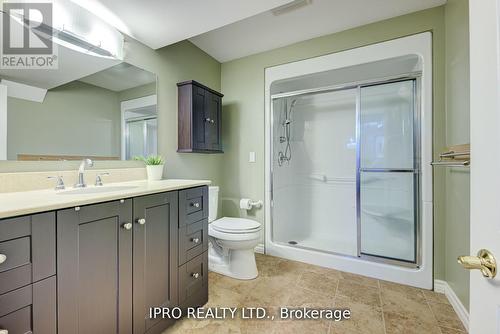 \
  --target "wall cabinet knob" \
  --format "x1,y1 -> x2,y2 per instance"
0,254 -> 6,265
191,202 -> 200,208
192,273 -> 200,279
122,223 -> 133,230
191,238 -> 200,244
137,218 -> 146,225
